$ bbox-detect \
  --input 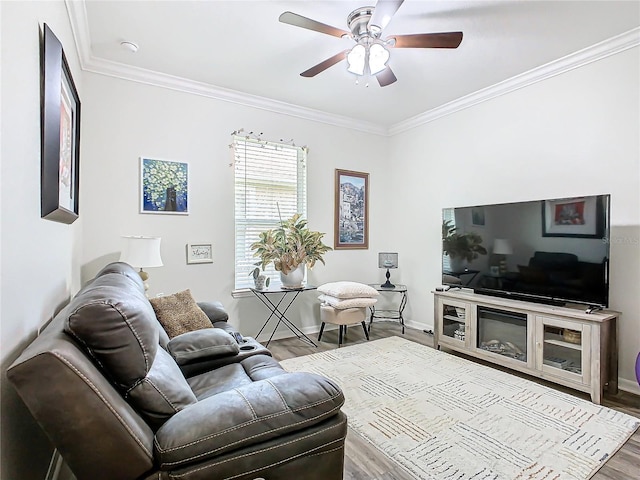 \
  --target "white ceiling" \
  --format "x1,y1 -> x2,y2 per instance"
75,0 -> 639,131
